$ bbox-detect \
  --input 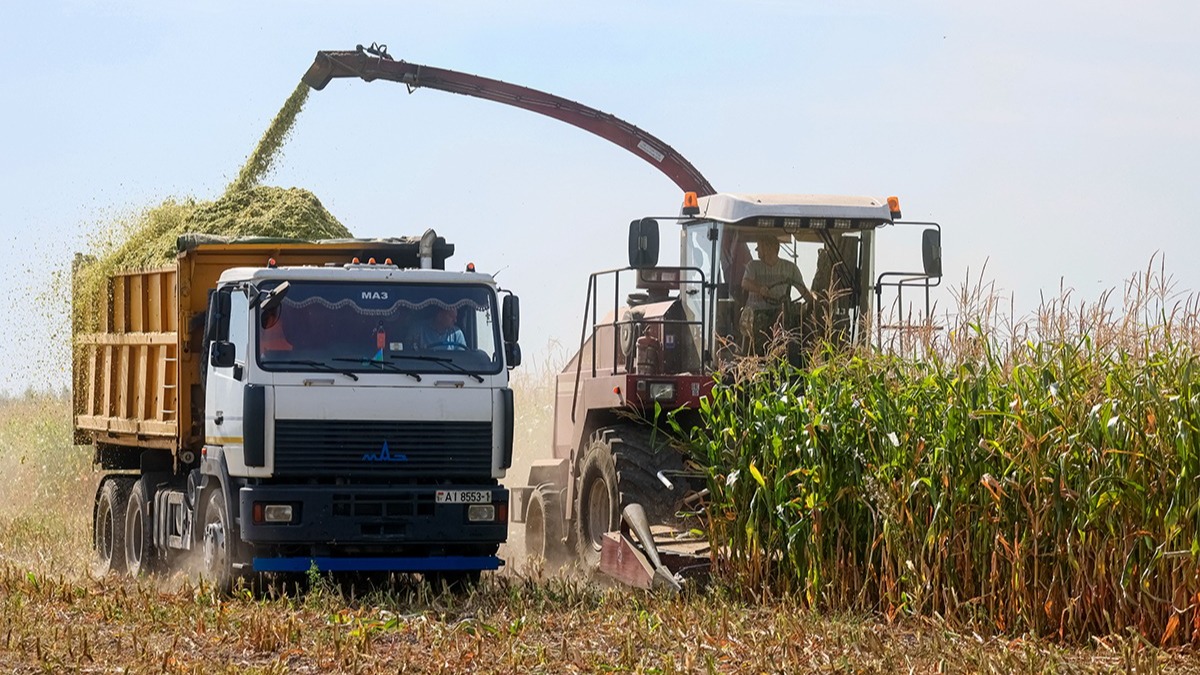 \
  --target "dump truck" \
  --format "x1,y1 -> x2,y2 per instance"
303,44 -> 942,586
74,232 -> 521,588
